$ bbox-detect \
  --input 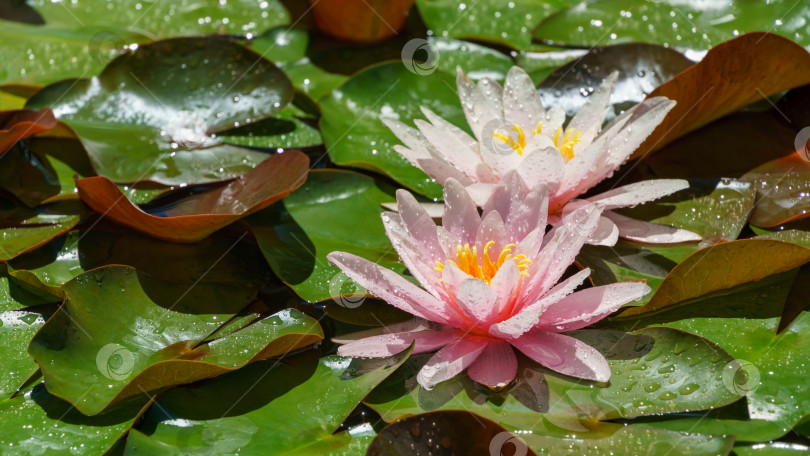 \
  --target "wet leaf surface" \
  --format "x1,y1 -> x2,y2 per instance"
0,383 -> 148,456
0,309 -> 47,398
533,0 -> 810,54
26,37 -> 294,185
248,170 -> 405,303
0,199 -> 82,261
320,62 -> 463,199
537,43 -> 692,120
416,0 -> 579,49
76,150 -> 309,242
0,0 -> 289,85
28,266 -> 323,415
743,152 -> 810,228
125,349 -> 410,455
